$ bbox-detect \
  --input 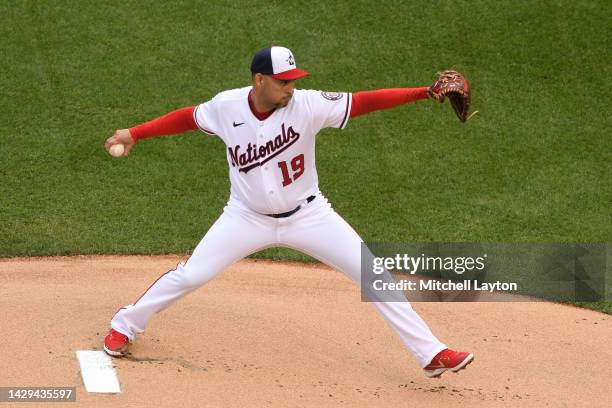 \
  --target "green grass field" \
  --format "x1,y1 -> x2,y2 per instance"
1,2 -> 609,310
